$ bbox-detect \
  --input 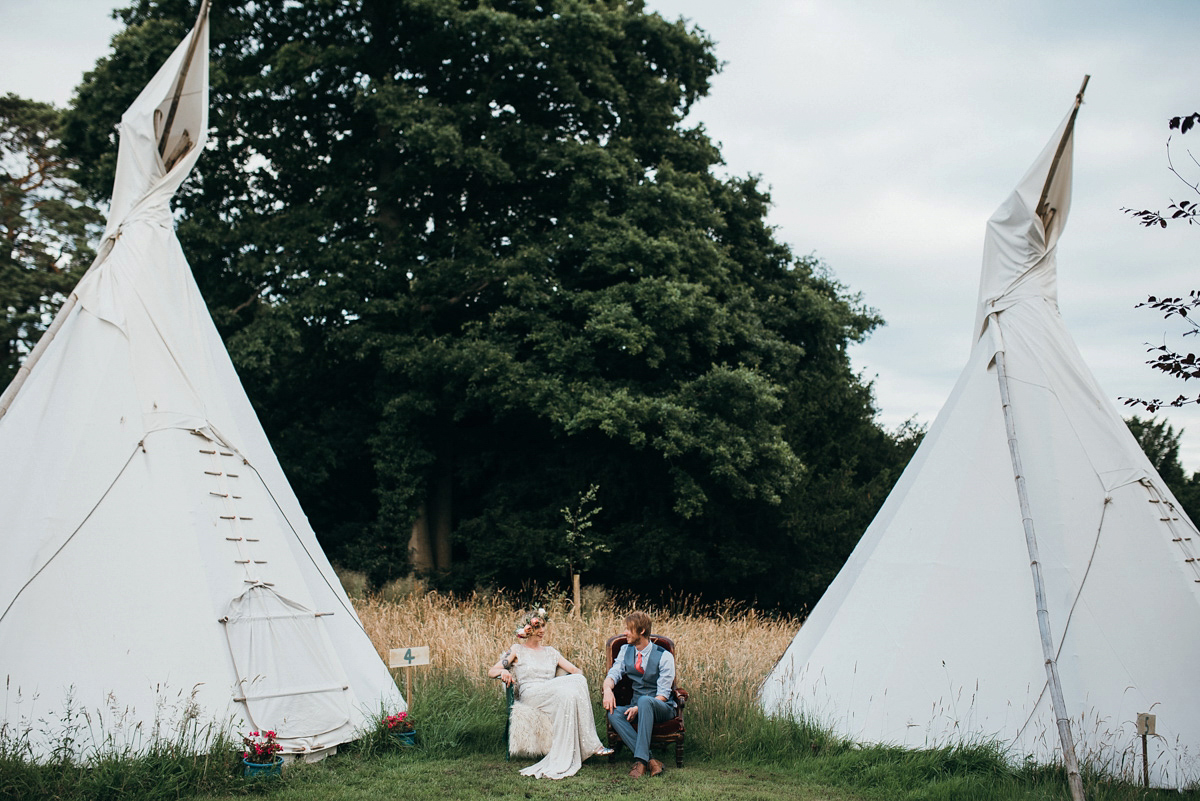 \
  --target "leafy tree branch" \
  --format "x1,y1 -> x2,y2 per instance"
1122,110 -> 1200,412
